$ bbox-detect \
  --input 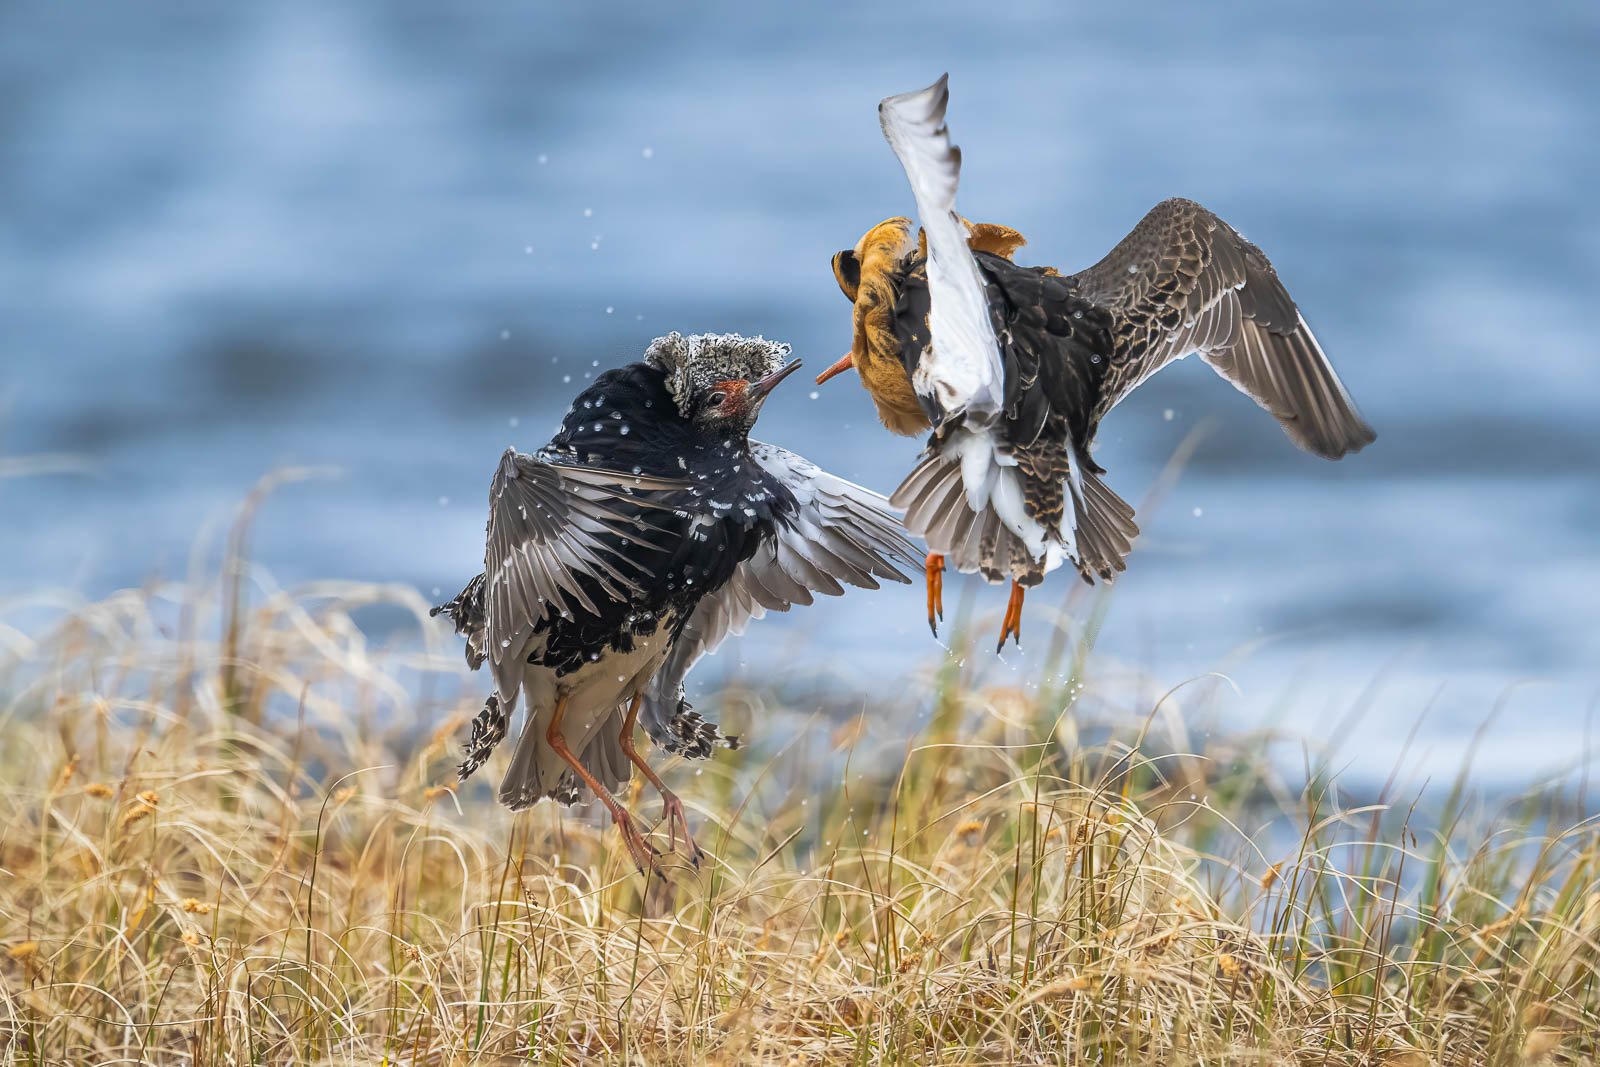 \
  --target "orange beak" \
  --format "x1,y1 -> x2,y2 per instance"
814,352 -> 855,386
